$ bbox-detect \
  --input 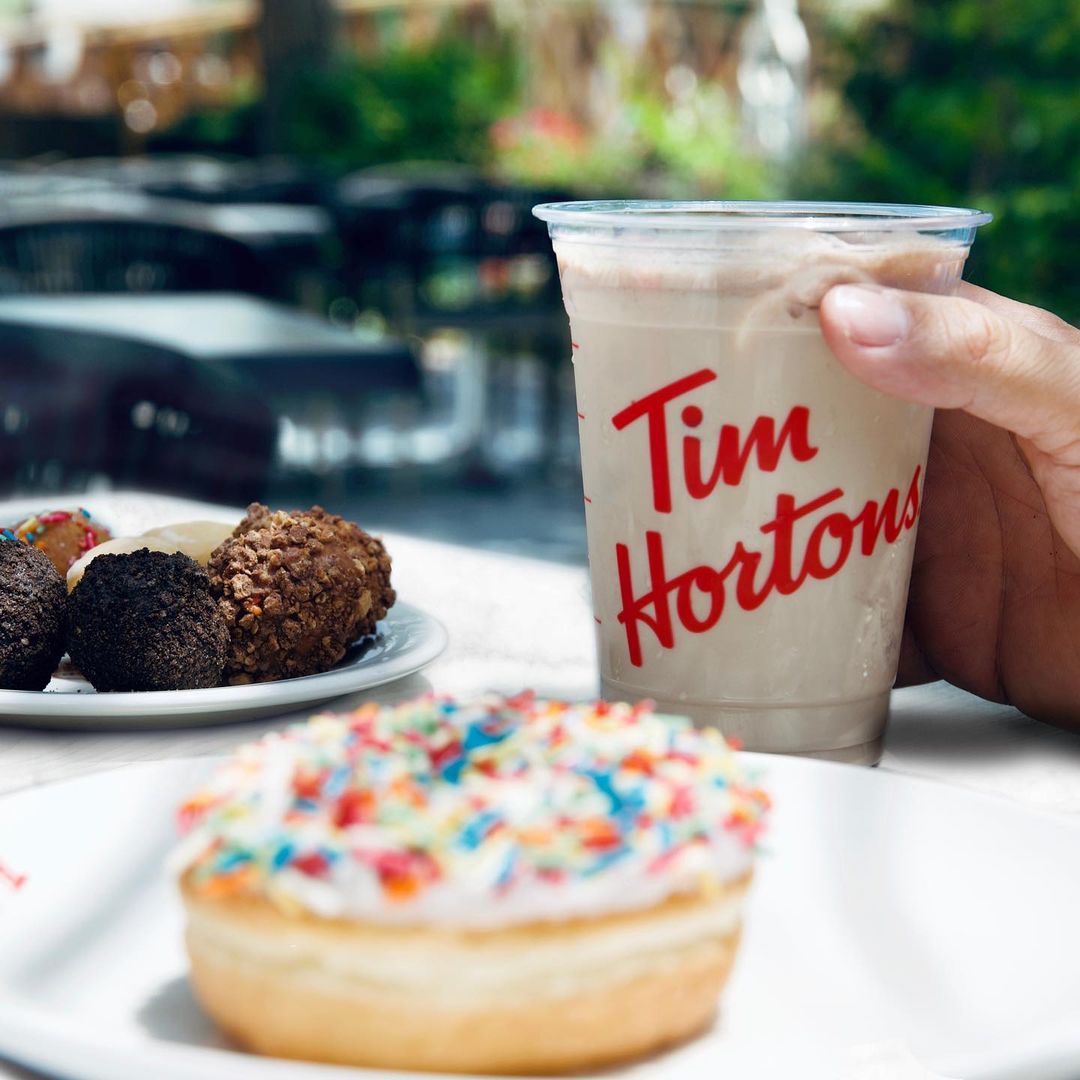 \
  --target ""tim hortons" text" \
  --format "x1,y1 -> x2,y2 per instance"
609,368 -> 920,667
